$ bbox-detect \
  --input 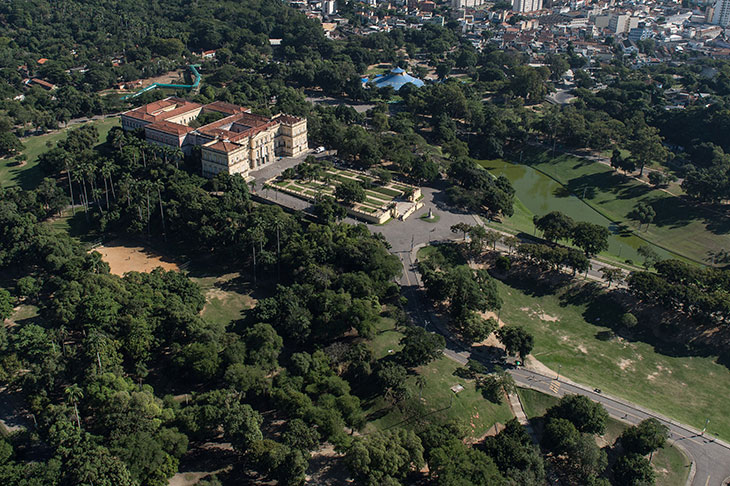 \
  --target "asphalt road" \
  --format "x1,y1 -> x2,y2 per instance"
373,182 -> 730,486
